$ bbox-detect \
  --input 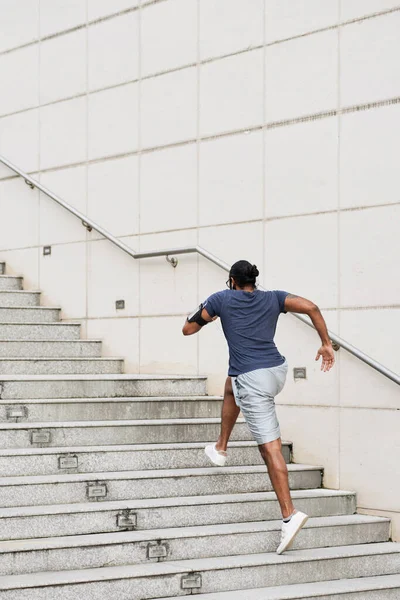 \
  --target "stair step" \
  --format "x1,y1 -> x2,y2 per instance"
1,543 -> 399,598
0,374 -> 207,398
0,275 -> 23,291
0,515 -> 390,576
0,307 -> 61,323
0,440 -> 292,477
0,464 -> 322,508
0,396 -> 223,421
0,340 -> 102,358
0,358 -> 124,375
0,417 -> 243,448
0,290 -> 41,307
161,574 -> 400,600
0,322 -> 81,341
0,489 -> 356,540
